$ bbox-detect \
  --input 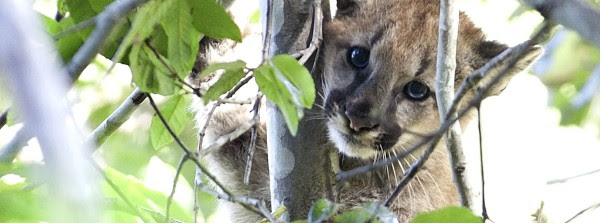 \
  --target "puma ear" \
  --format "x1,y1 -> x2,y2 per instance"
476,42 -> 544,96
336,0 -> 359,17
